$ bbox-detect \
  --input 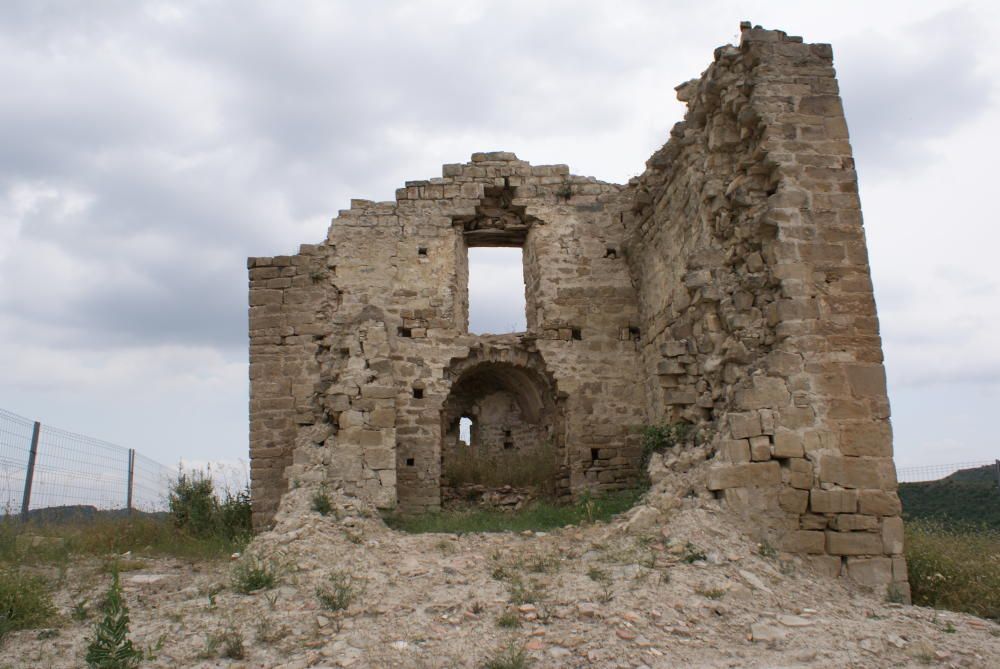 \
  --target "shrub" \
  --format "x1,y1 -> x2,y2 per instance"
906,519 -> 1000,620
316,570 -> 358,612
638,422 -> 694,482
169,471 -> 219,537
85,570 -> 143,669
483,643 -> 530,669
231,557 -> 277,594
169,469 -> 252,544
0,569 -> 56,642
311,489 -> 333,516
